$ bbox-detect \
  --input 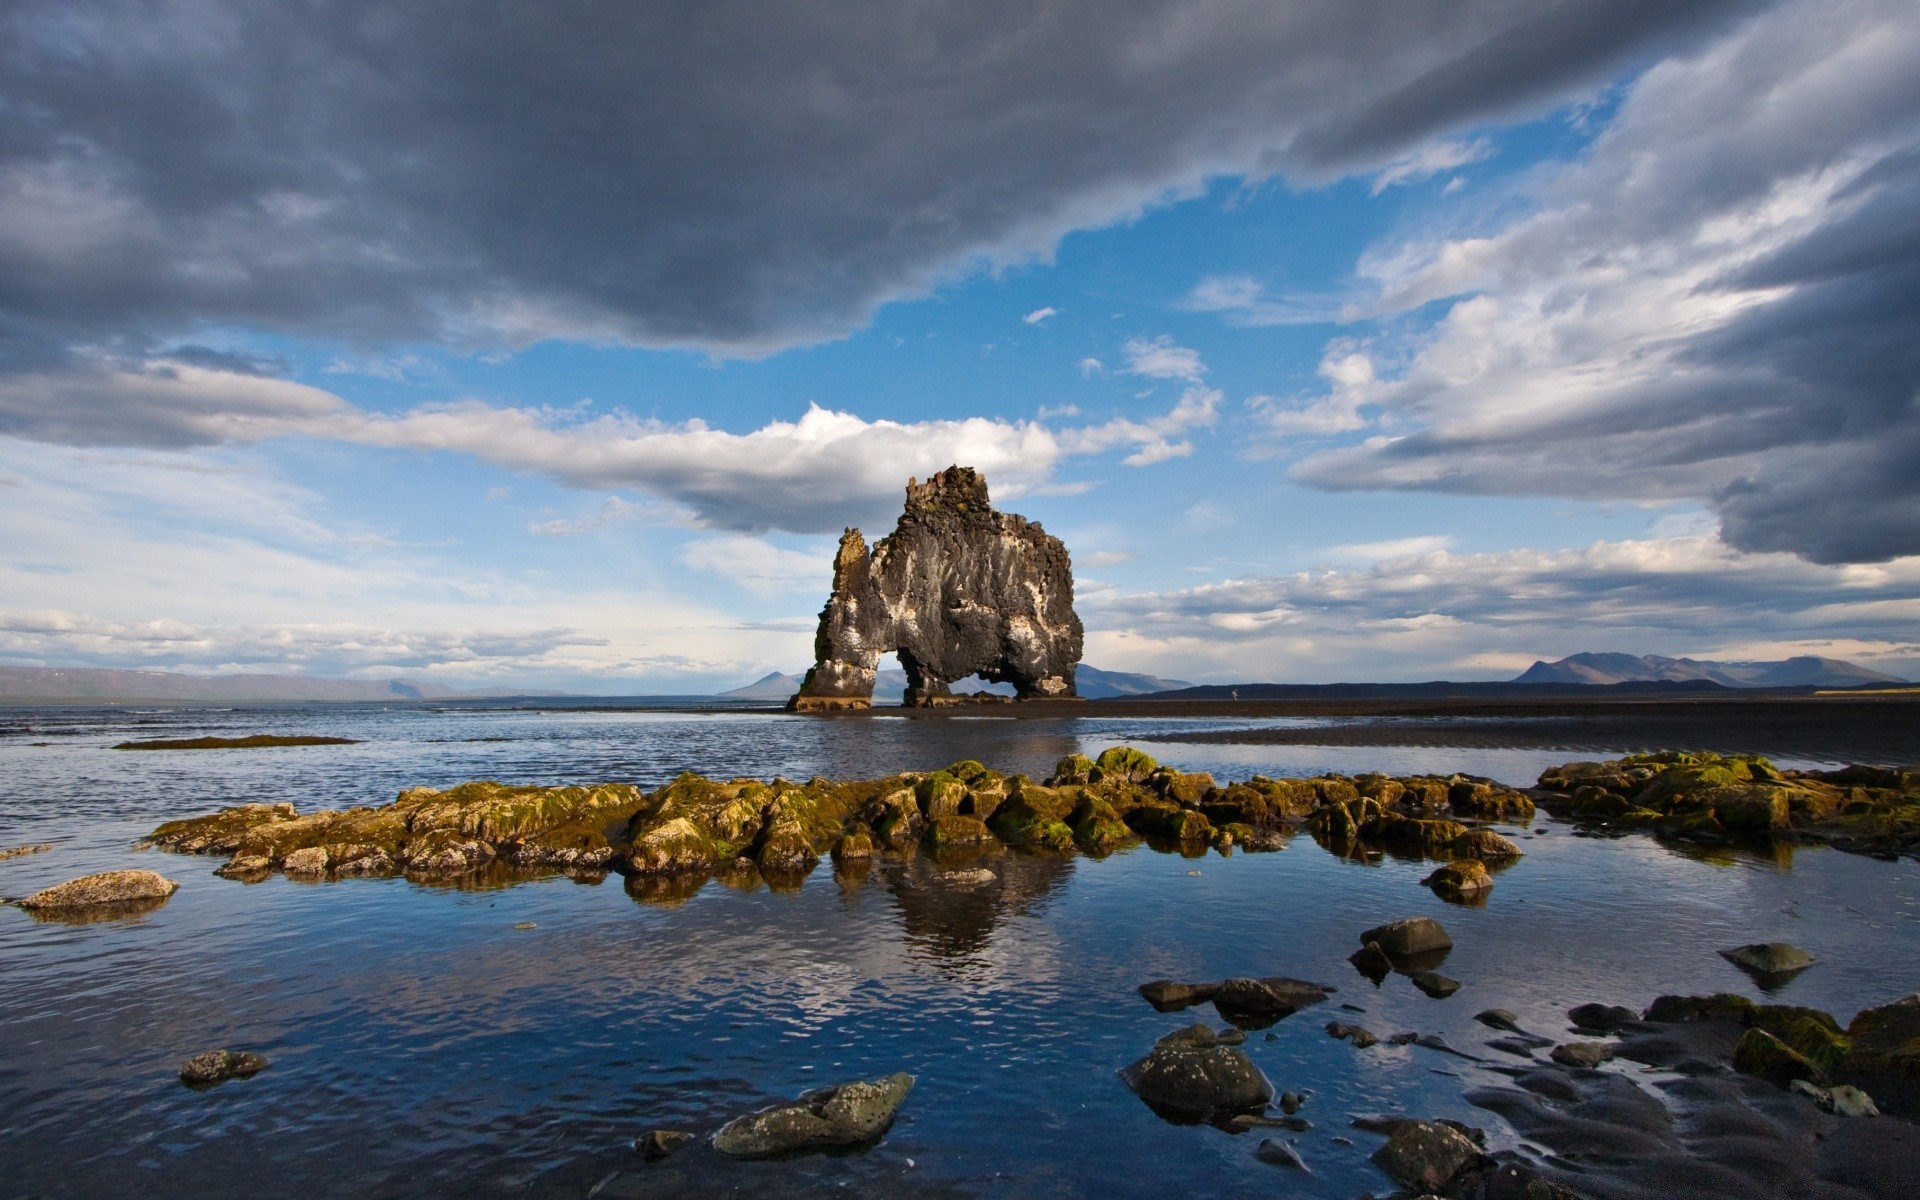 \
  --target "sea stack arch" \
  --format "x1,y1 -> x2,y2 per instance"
788,466 -> 1083,710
